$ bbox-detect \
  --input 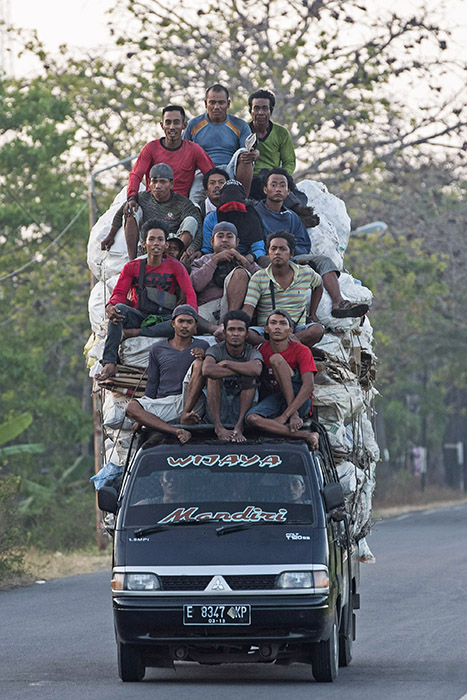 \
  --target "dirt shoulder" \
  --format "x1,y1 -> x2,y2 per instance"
0,546 -> 112,591
373,496 -> 467,519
